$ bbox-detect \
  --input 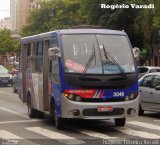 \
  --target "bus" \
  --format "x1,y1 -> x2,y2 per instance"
18,26 -> 139,129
